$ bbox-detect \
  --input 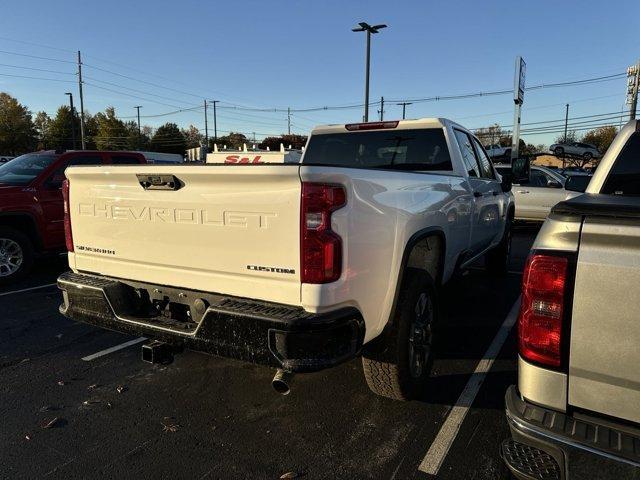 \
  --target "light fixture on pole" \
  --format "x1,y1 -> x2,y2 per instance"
352,22 -> 387,123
